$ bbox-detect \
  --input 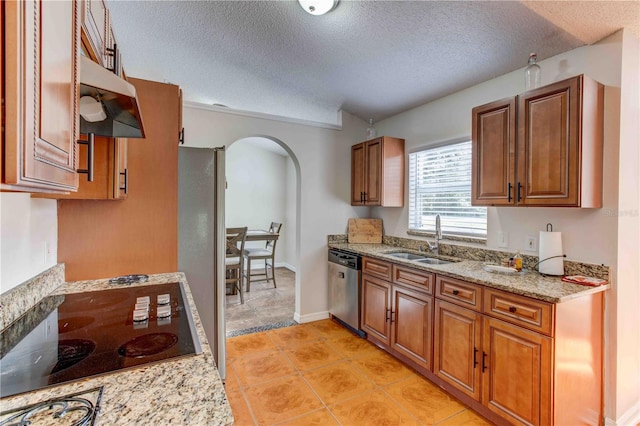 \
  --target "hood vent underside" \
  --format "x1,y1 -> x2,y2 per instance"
79,56 -> 146,139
